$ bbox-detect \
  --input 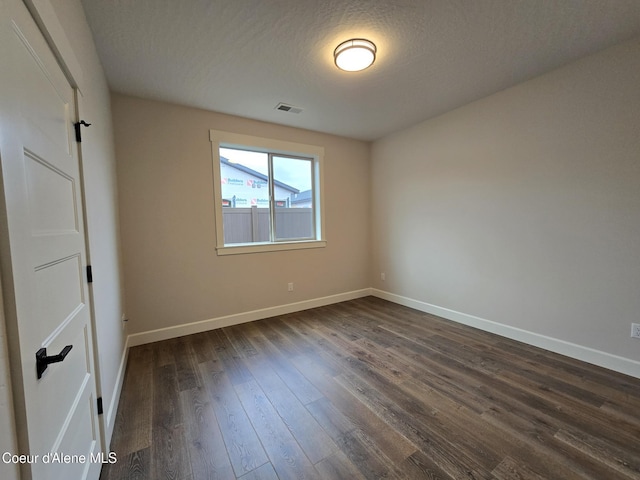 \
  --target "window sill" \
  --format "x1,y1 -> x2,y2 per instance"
216,240 -> 327,256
